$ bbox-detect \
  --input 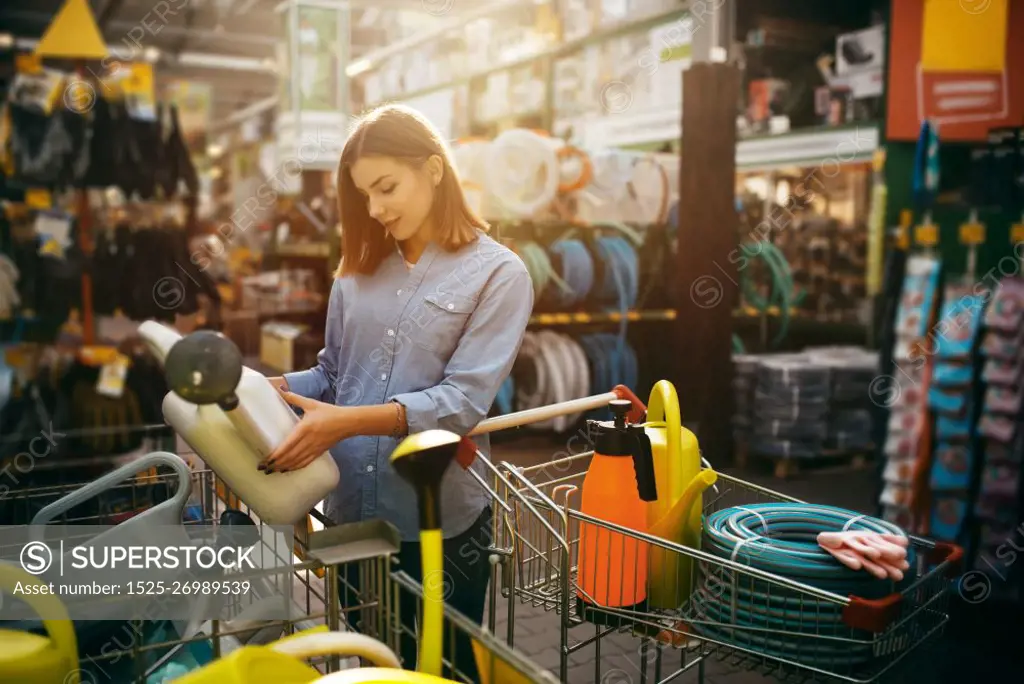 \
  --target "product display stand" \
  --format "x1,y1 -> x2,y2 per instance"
973,229 -> 1024,602
925,216 -> 986,546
